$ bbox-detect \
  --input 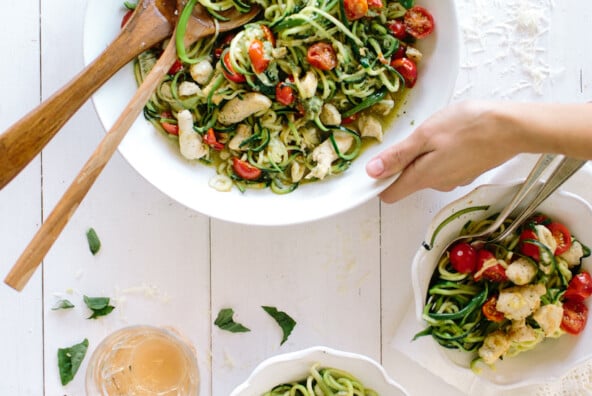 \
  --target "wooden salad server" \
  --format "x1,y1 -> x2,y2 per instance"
4,1 -> 260,291
0,0 -> 177,190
